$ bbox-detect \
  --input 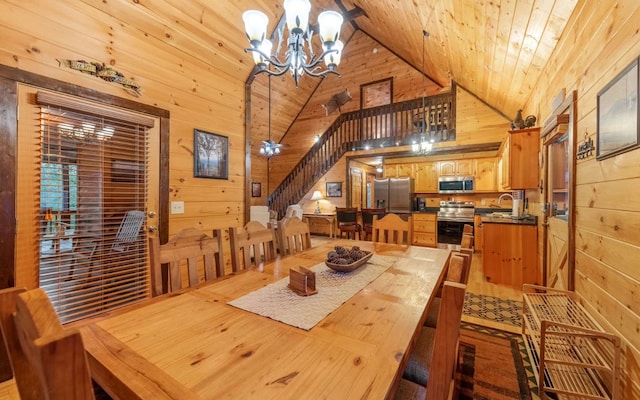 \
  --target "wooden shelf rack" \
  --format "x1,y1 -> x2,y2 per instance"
522,284 -> 621,399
